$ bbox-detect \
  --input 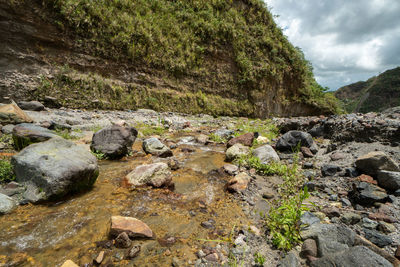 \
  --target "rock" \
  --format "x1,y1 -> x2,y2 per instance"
301,146 -> 314,158
94,251 -> 105,264
196,134 -> 209,144
201,219 -> 215,229
225,143 -> 249,161
330,152 -> 346,161
396,246 -> 400,260
317,236 -> 349,257
127,245 -> 141,259
363,229 -> 392,247
355,151 -> 399,176
226,172 -> 251,193
17,101 -> 45,111
213,129 -> 234,140
12,138 -> 99,203
222,164 -> 239,175
142,137 -> 173,157
90,125 -> 137,159
377,171 -> 400,191
368,213 -> 396,223
167,158 -> 180,171
125,163 -> 172,188
357,174 -> 377,185
300,212 -> 320,227
0,193 -> 16,214
43,96 -> 60,108
278,251 -> 301,267
350,182 -> 388,206
1,124 -> 15,134
12,123 -> 59,150
322,207 -> 341,218
256,136 -> 269,144
301,224 -> 356,248
341,212 -> 361,225
110,216 -> 153,238
227,132 -> 255,148
311,246 -> 392,267
345,167 -> 359,178
362,218 -> 379,230
301,239 -> 318,258
115,232 -> 132,248
205,253 -> 219,262
321,164 -> 340,177
377,222 -> 396,234
252,144 -> 280,163
0,103 -> 33,125
60,260 -> 79,267
276,131 -> 317,153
